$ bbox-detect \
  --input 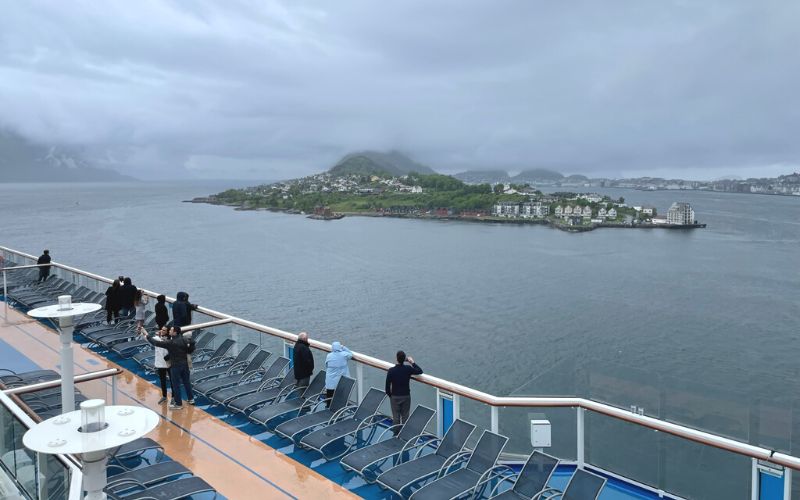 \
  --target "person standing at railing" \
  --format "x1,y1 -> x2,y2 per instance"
385,350 -> 423,435
104,279 -> 121,325
147,325 -> 196,409
155,294 -> 170,329
325,341 -> 353,407
293,332 -> 314,388
118,277 -> 137,318
36,249 -> 51,283
172,291 -> 197,327
134,289 -> 148,330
